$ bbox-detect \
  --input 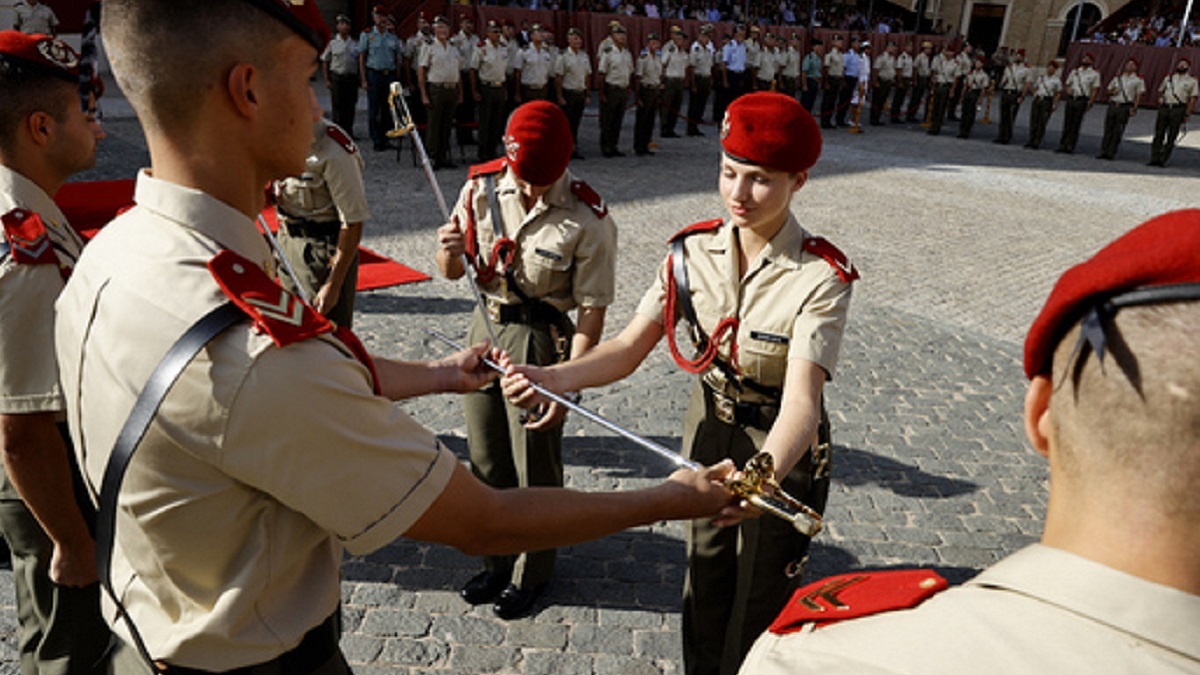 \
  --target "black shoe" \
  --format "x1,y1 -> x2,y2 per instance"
461,571 -> 509,605
1096,154 -> 1112,160
1148,160 -> 1165,167
1054,148 -> 1071,154
956,134 -> 968,139
493,583 -> 546,620
635,149 -> 654,156
1024,143 -> 1037,149
687,129 -> 705,136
